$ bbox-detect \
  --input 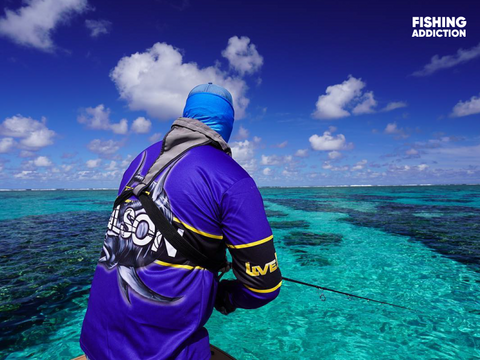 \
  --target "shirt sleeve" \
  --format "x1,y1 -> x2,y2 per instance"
220,177 -> 282,309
